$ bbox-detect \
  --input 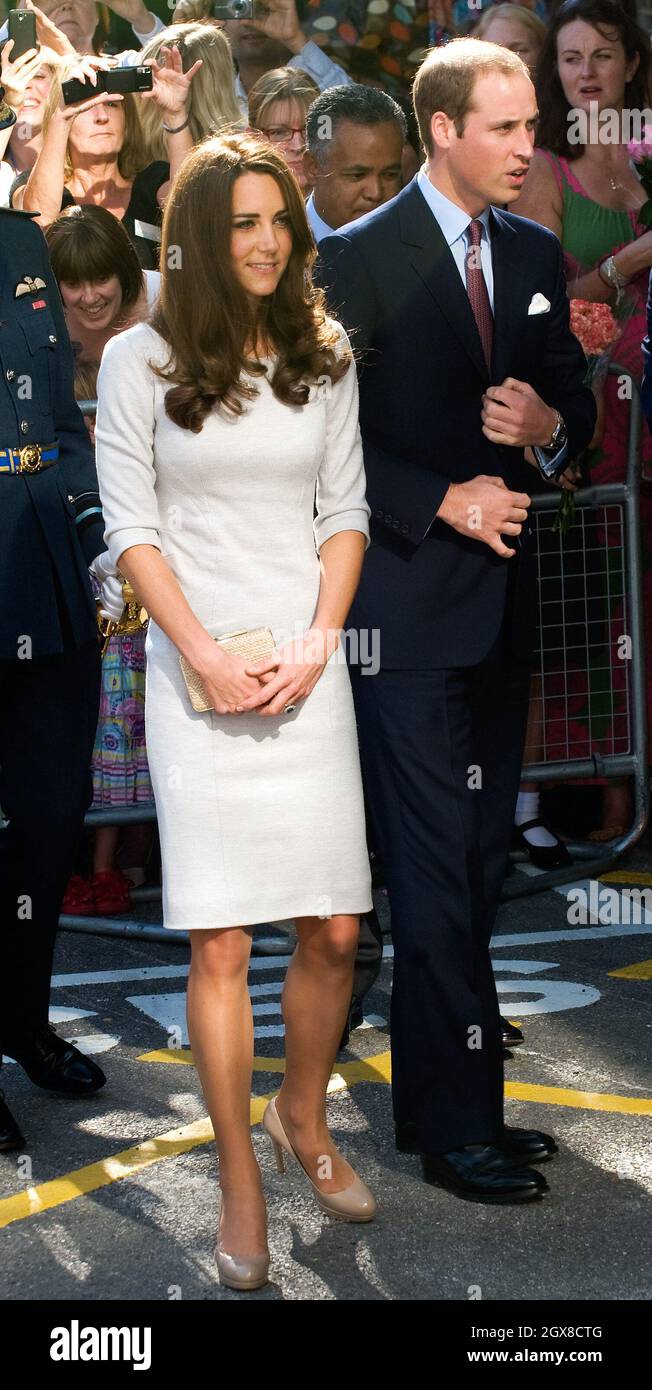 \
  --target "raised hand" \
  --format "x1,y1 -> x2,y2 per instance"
140,45 -> 202,121
246,0 -> 305,53
53,59 -> 122,124
0,40 -> 44,111
22,2 -> 76,57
